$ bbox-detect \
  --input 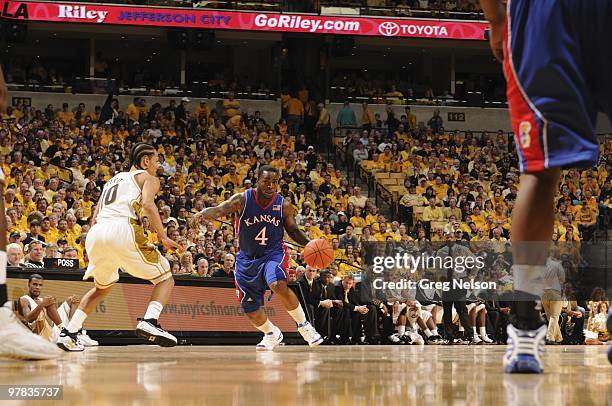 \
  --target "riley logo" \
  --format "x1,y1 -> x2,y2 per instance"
58,5 -> 108,23
378,21 -> 400,36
